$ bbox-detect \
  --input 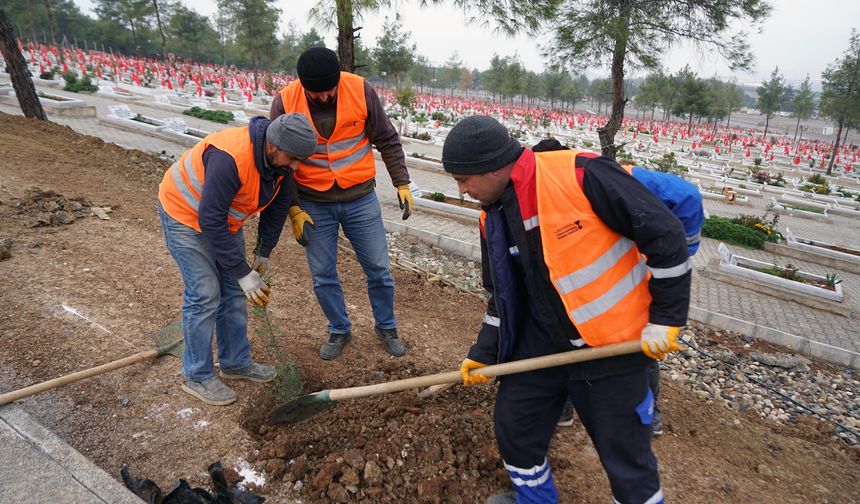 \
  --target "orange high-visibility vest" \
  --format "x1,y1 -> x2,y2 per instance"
535,150 -> 652,346
158,126 -> 281,233
279,72 -> 376,191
